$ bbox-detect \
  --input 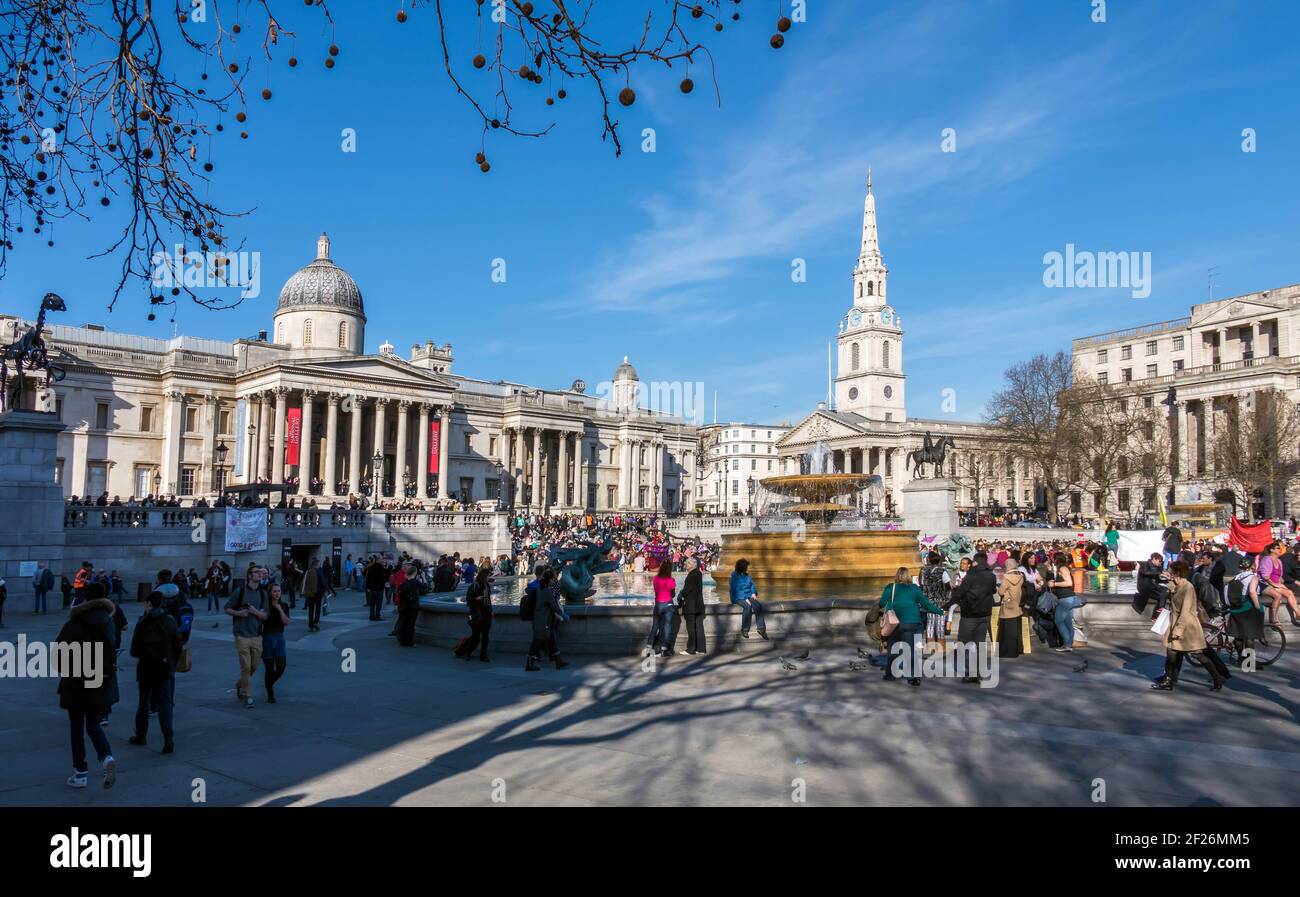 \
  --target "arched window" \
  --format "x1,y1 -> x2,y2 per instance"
877,279 -> 883,296
851,342 -> 860,371
882,340 -> 891,369
866,281 -> 874,297
857,282 -> 862,298
338,321 -> 348,348
275,321 -> 284,343
303,319 -> 313,346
